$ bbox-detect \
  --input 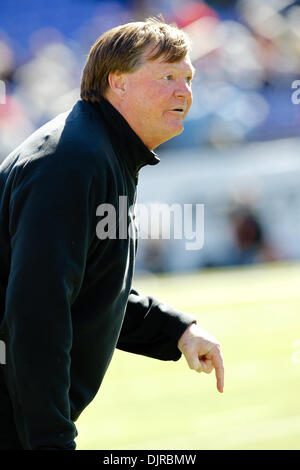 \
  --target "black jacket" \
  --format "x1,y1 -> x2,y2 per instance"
0,98 -> 196,450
